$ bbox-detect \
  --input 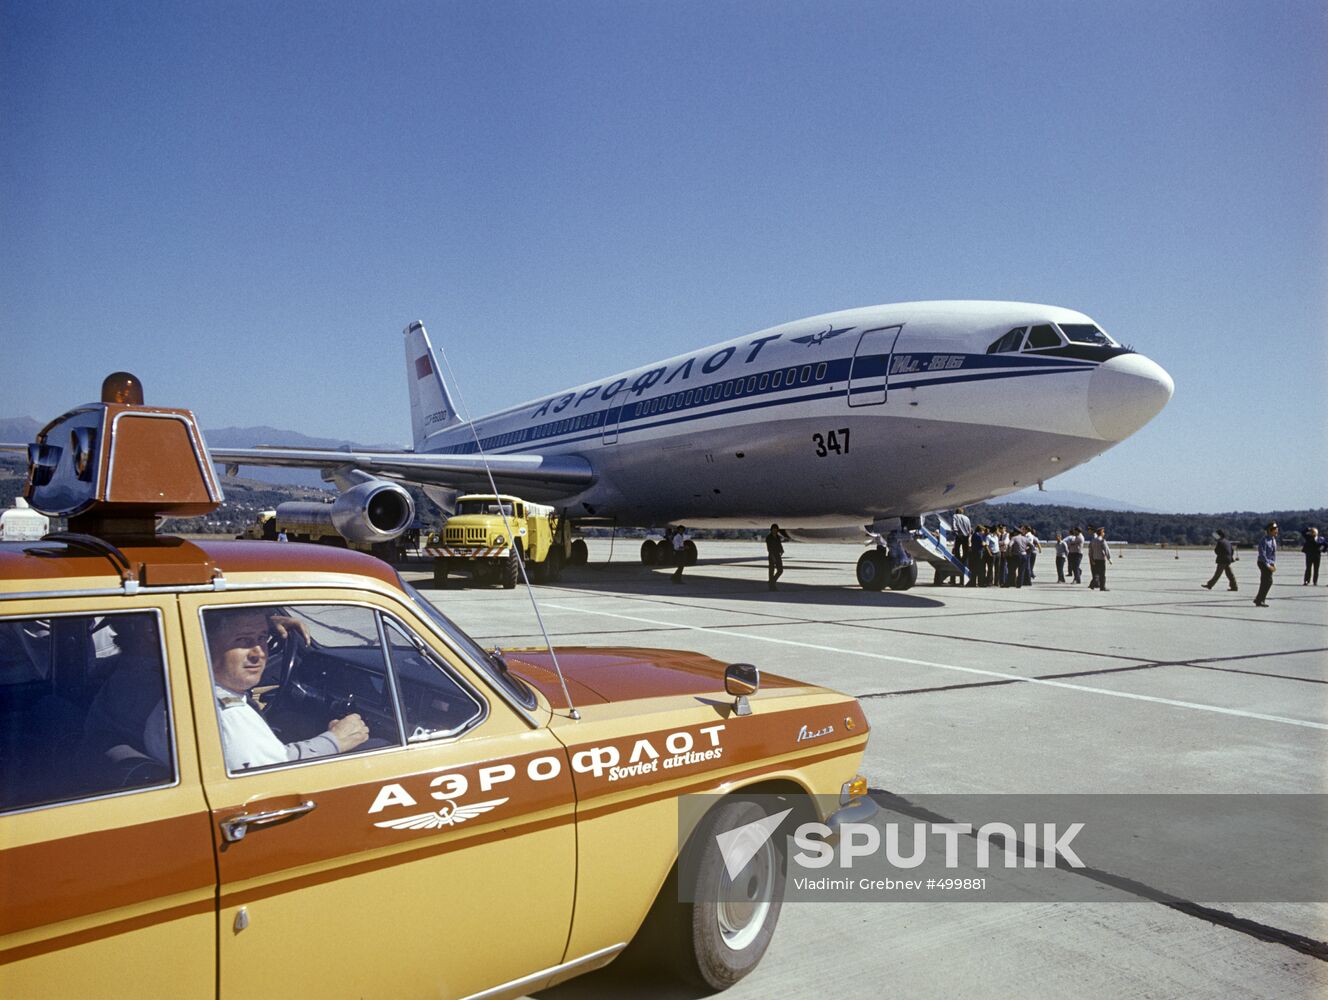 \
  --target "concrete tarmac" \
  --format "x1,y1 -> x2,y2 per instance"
402,541 -> 1328,1000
